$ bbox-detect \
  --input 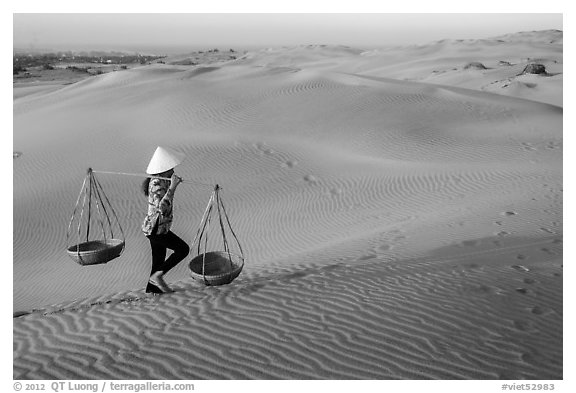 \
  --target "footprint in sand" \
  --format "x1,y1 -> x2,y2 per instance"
303,174 -> 318,184
321,264 -> 343,272
512,265 -> 530,272
119,351 -> 139,361
94,335 -> 107,343
285,271 -> 309,280
254,143 -> 275,155
498,372 -> 519,380
378,244 -> 392,252
523,278 -> 536,284
516,254 -> 527,260
522,142 -> 536,151
472,284 -> 493,294
496,231 -> 510,237
529,306 -> 545,315
240,283 -> 266,296
386,229 -> 406,242
515,288 -> 529,294
502,211 -> 517,217
521,352 -> 535,363
358,254 -> 377,261
513,320 -> 535,332
282,160 -> 298,168
540,227 -> 556,234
